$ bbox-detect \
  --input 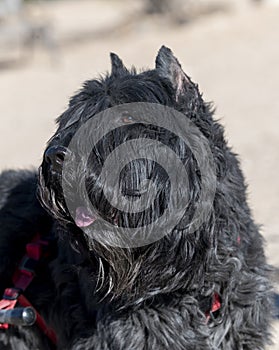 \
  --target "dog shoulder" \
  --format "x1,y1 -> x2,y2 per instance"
0,169 -> 52,280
